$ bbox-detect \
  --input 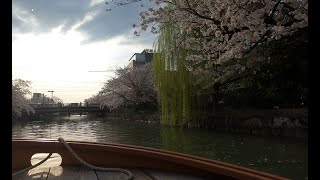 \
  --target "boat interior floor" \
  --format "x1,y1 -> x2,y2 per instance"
12,165 -> 205,180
